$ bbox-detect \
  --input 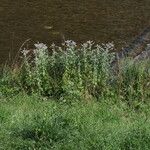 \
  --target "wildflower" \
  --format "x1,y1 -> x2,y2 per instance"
21,48 -> 30,56
51,43 -> 56,48
87,40 -> 94,45
65,40 -> 77,47
82,42 -> 88,48
34,43 -> 48,50
106,42 -> 114,49
82,41 -> 94,48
